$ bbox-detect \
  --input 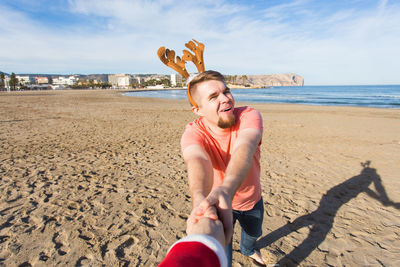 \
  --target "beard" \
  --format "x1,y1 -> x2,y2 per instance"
217,114 -> 236,128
